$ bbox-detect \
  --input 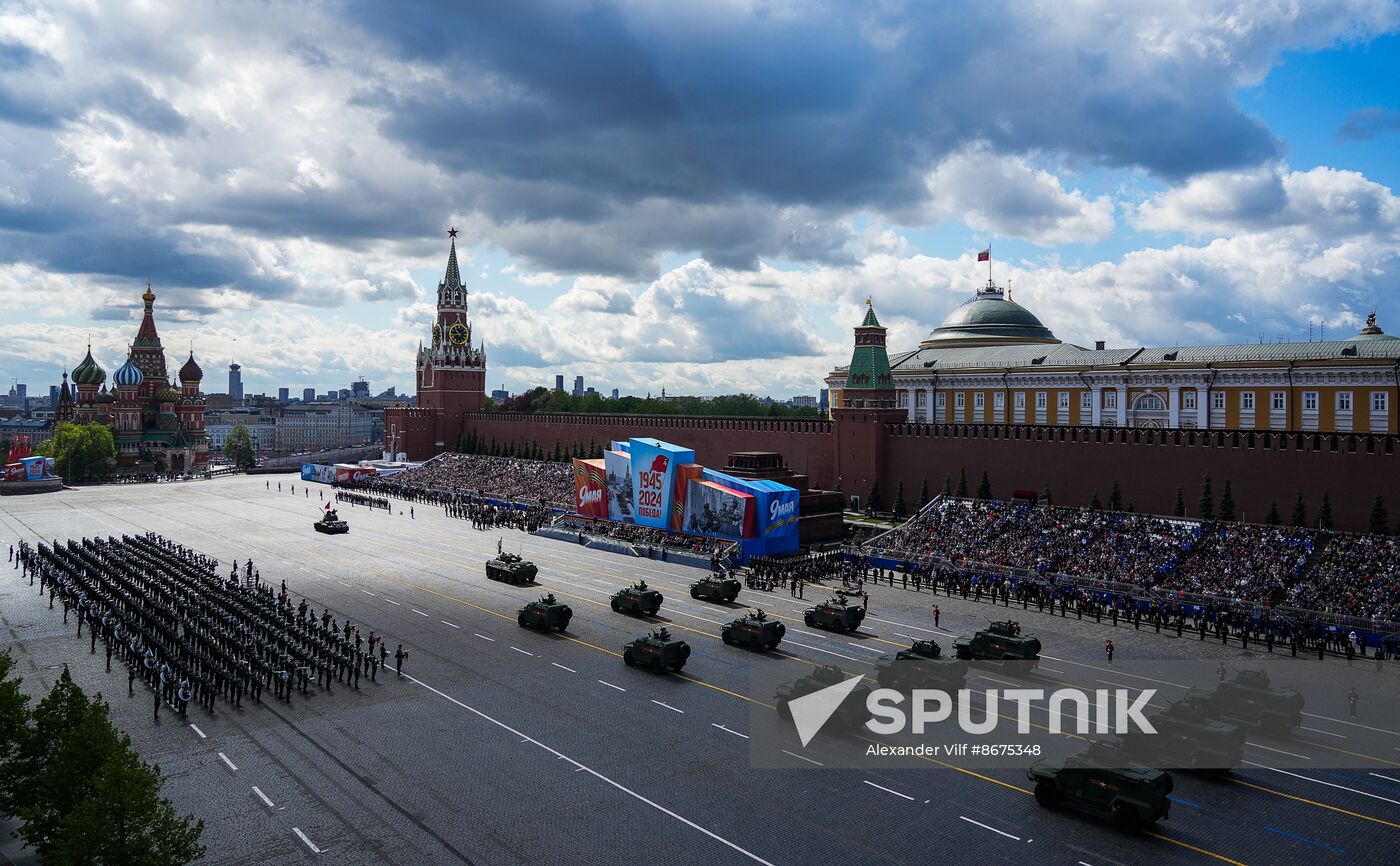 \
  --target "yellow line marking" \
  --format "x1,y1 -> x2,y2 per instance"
1228,778 -> 1400,829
